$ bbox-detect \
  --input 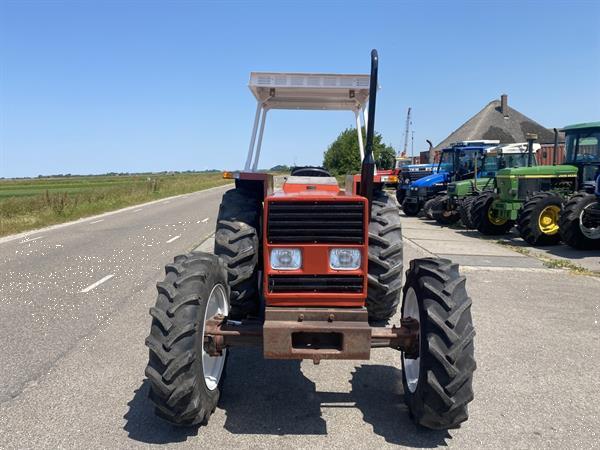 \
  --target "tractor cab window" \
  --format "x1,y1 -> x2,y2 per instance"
480,155 -> 499,176
565,132 -> 600,164
438,151 -> 454,172
456,150 -> 478,176
503,152 -> 534,169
